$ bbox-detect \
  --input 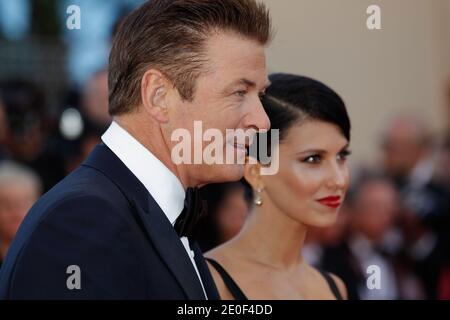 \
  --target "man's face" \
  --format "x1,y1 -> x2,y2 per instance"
353,181 -> 398,242
165,32 -> 270,186
381,121 -> 425,180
